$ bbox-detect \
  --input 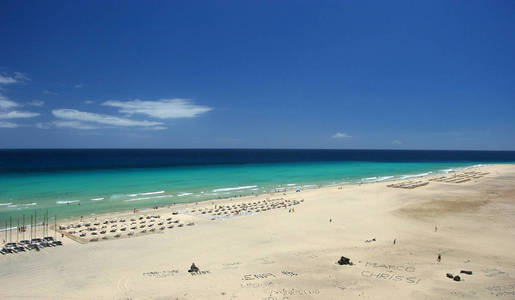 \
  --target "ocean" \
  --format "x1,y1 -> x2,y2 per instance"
1,149 -> 514,226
